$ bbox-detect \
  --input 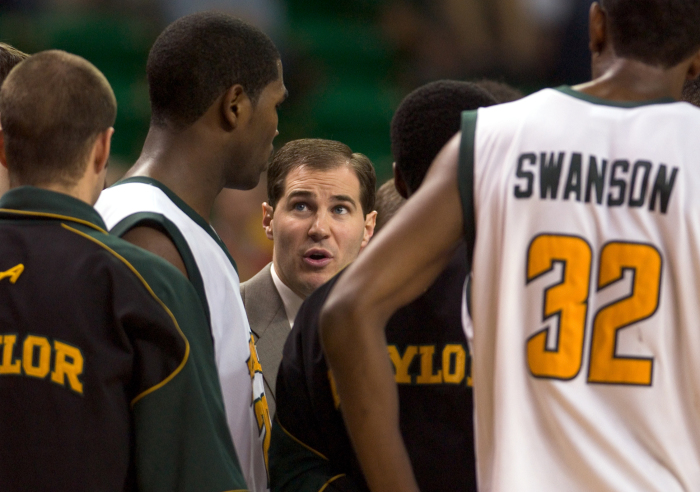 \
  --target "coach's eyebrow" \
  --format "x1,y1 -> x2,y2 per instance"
287,190 -> 316,200
331,194 -> 357,208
